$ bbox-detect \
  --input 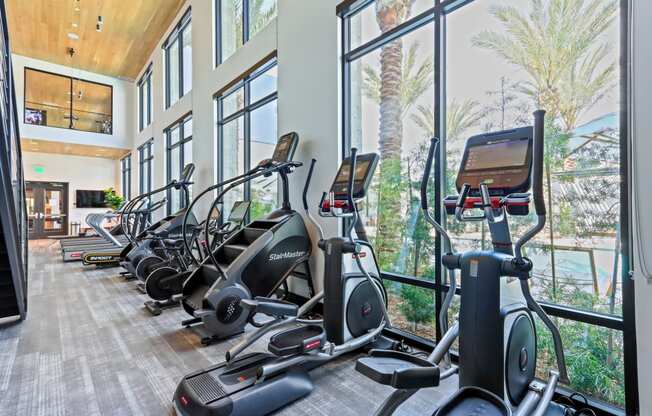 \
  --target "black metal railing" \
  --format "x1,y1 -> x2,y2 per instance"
0,0 -> 28,322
